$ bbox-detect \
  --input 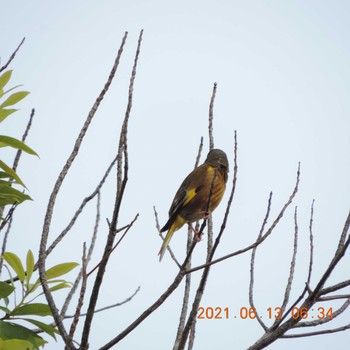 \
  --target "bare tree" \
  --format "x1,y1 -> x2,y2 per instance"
1,31 -> 349,350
